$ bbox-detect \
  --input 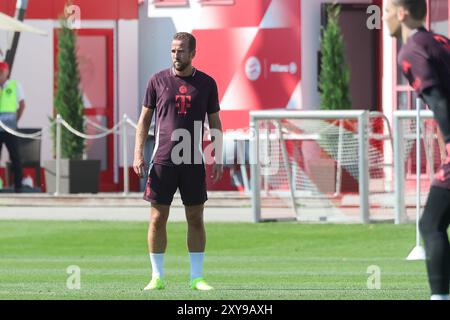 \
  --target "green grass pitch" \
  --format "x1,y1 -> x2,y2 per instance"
0,220 -> 432,300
